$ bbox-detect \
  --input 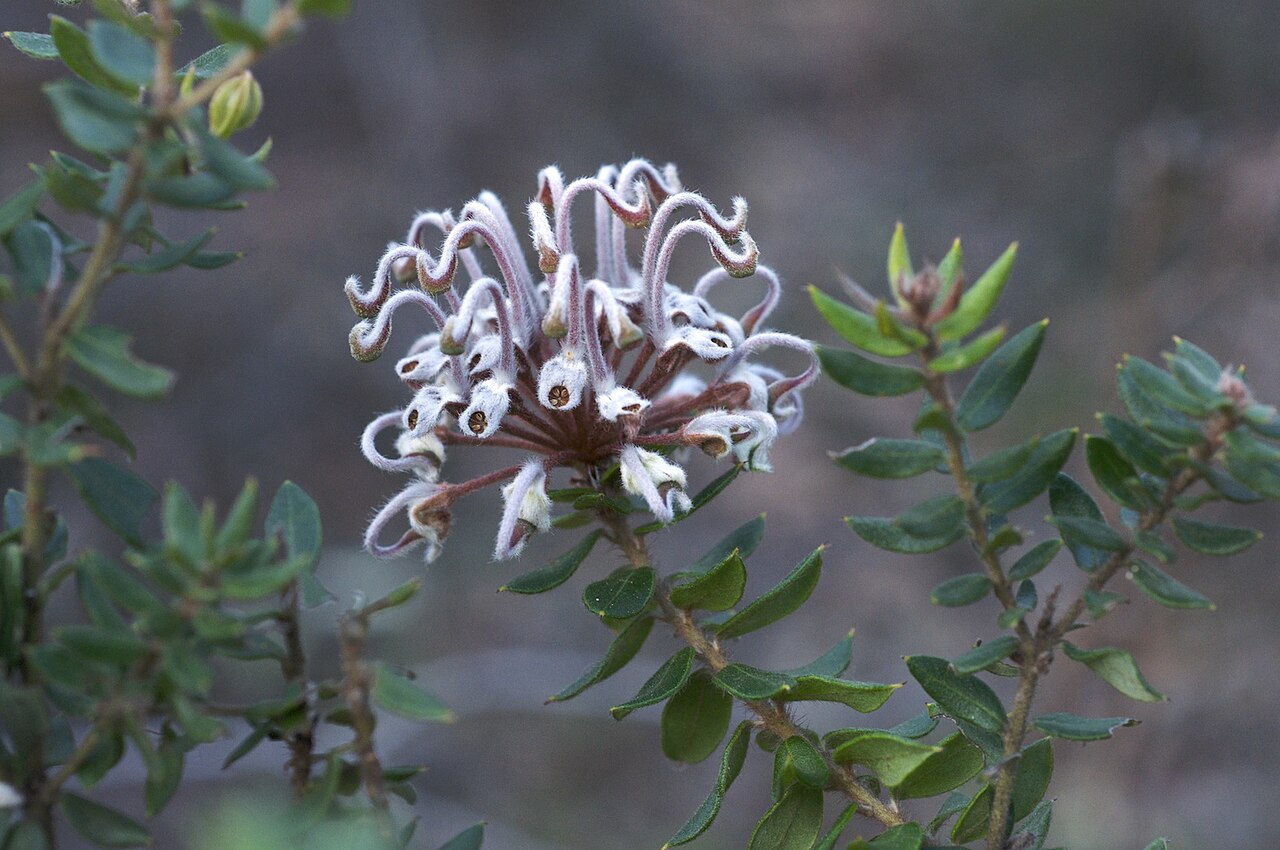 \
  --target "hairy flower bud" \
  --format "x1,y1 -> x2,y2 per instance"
209,71 -> 264,139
